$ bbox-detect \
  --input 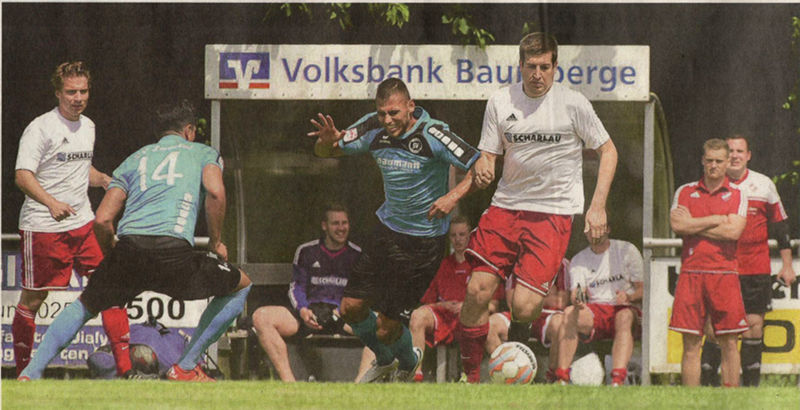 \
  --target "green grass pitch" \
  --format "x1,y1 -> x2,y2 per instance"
3,380 -> 798,410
